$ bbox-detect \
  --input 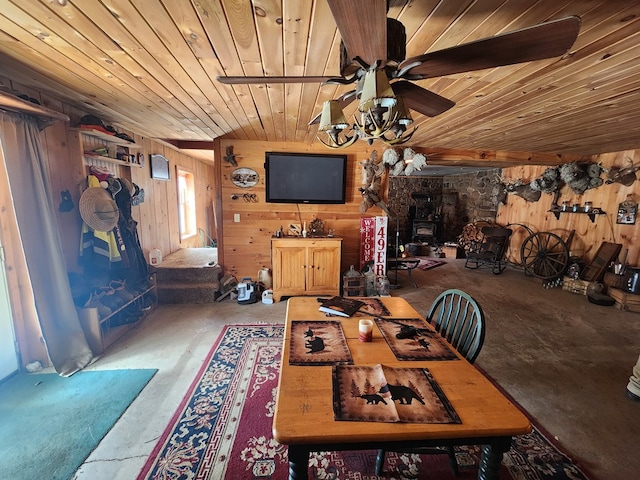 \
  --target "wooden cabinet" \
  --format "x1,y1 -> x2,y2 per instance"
271,238 -> 342,302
